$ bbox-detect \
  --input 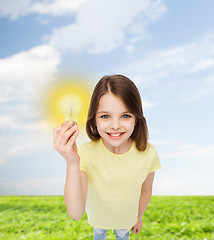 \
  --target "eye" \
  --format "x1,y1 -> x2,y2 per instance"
122,114 -> 131,118
101,114 -> 109,119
